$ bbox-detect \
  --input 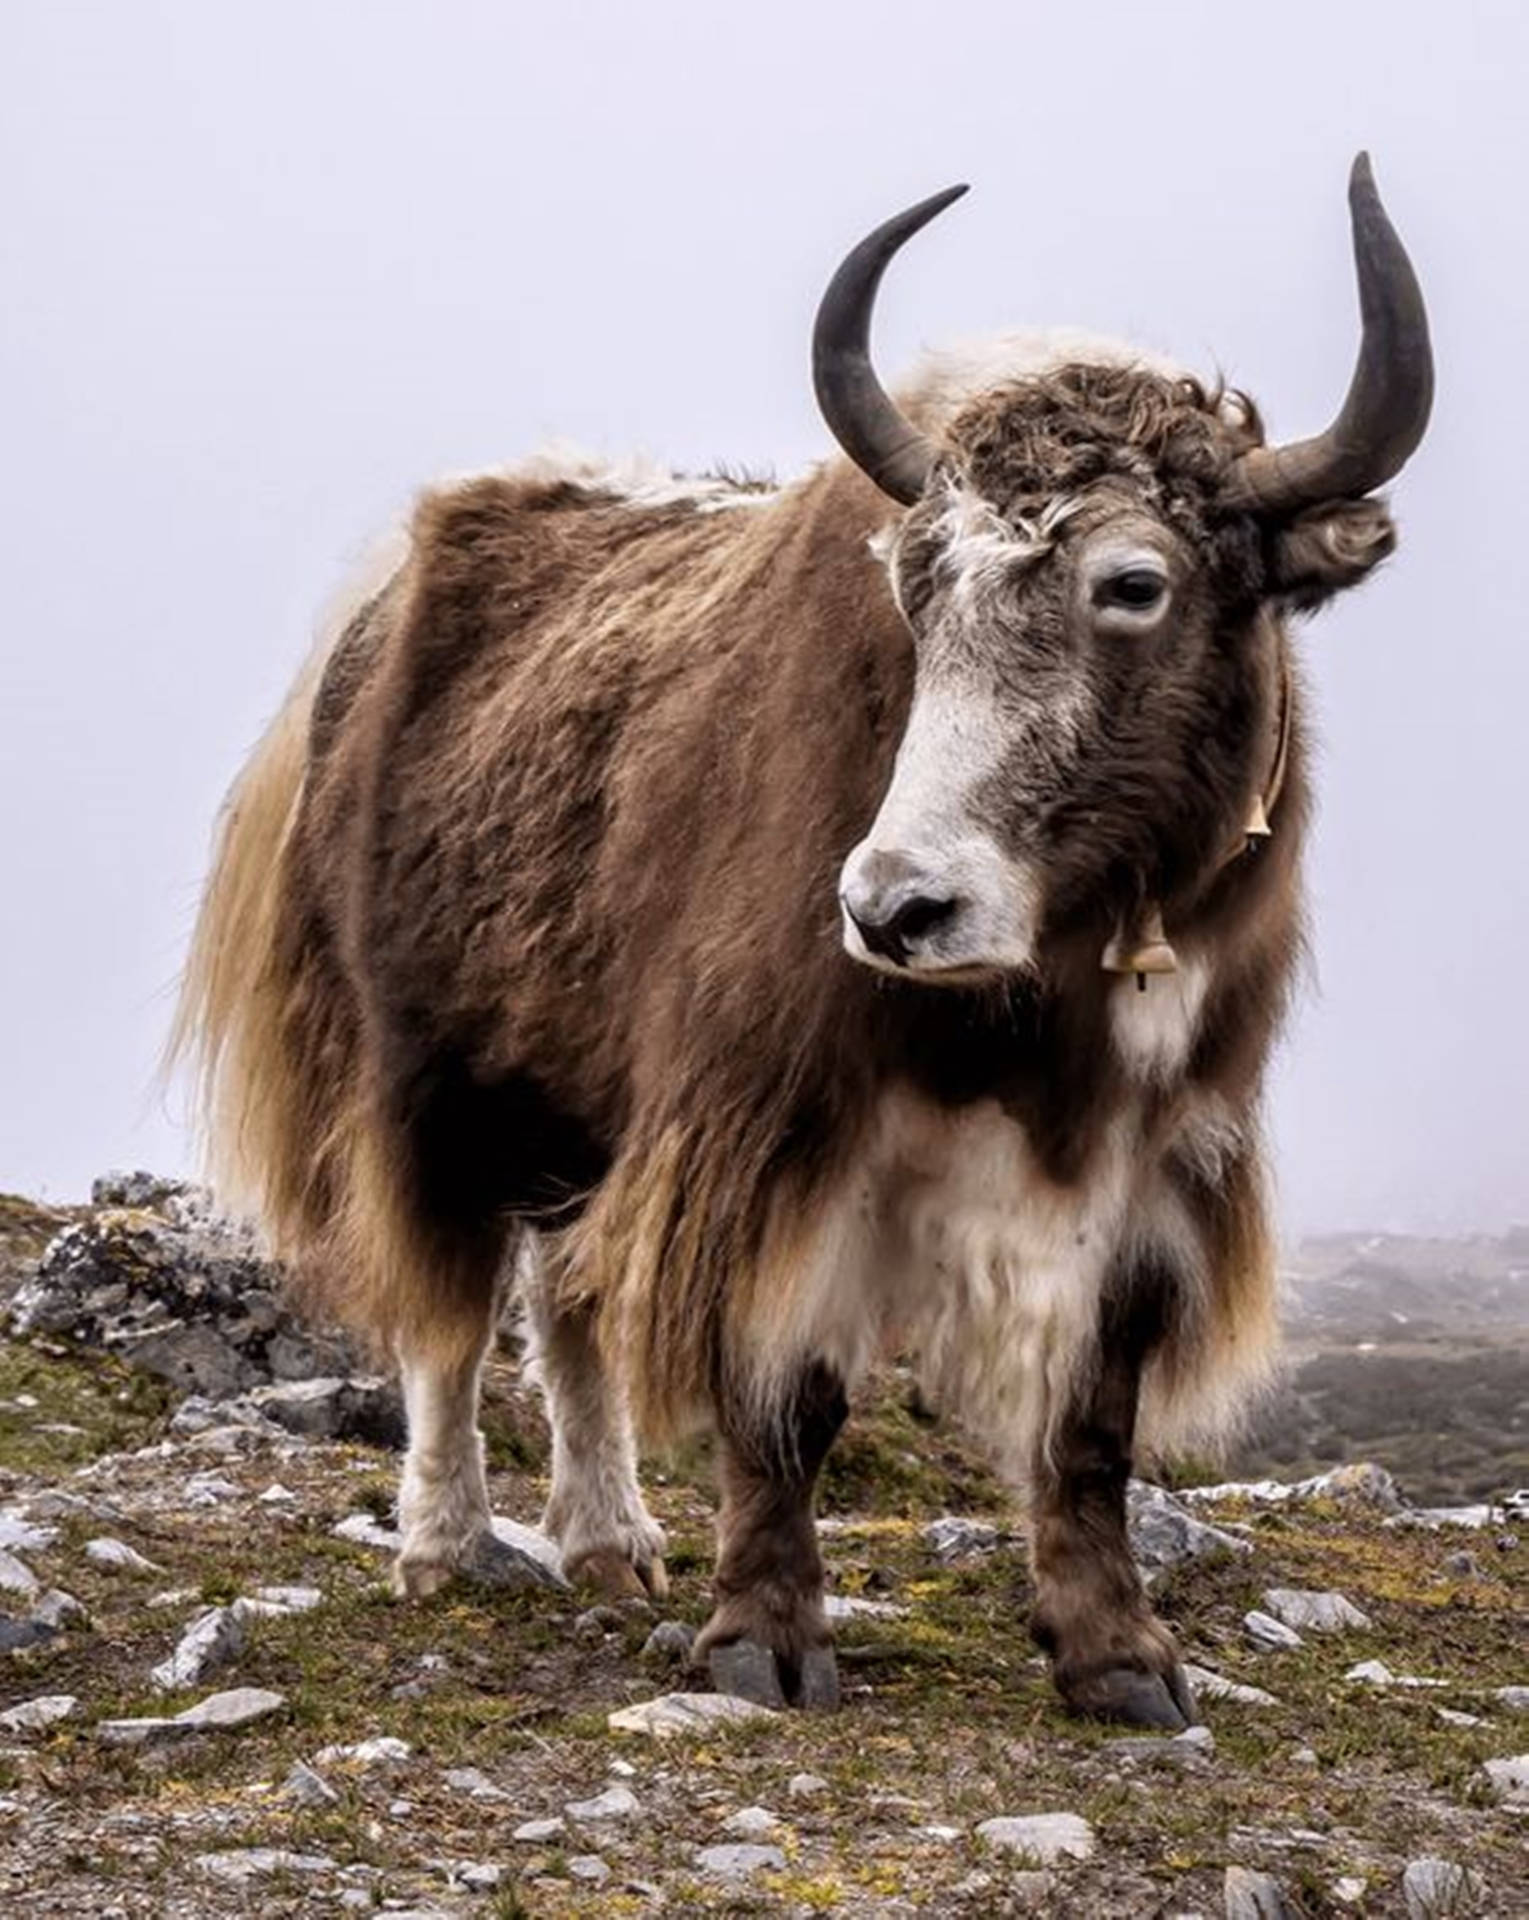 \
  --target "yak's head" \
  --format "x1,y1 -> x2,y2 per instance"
822,162 -> 1432,983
